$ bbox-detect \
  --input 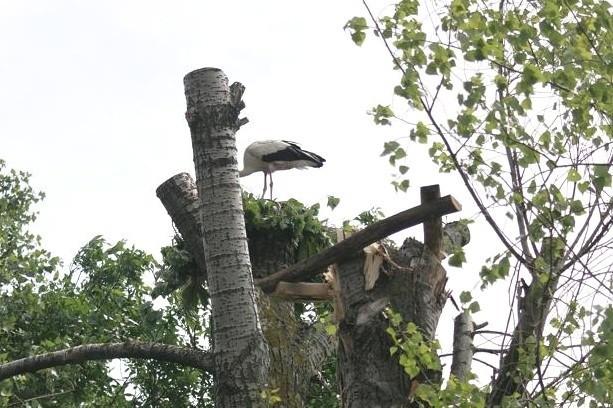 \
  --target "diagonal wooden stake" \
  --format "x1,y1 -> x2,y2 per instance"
256,192 -> 461,292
